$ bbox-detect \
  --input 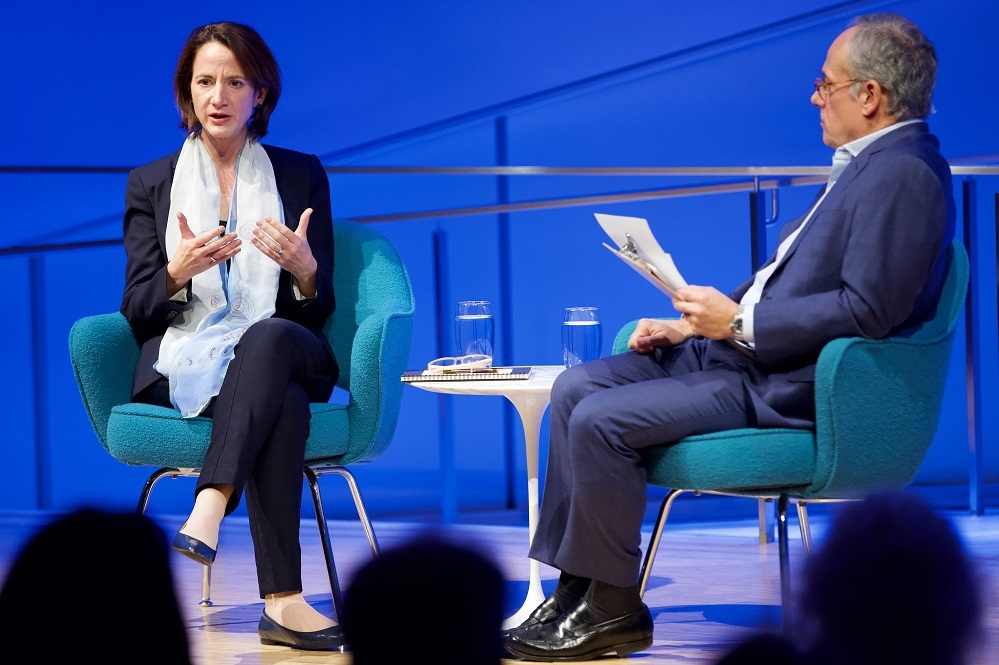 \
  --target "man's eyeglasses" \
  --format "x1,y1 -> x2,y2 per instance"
813,77 -> 863,101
